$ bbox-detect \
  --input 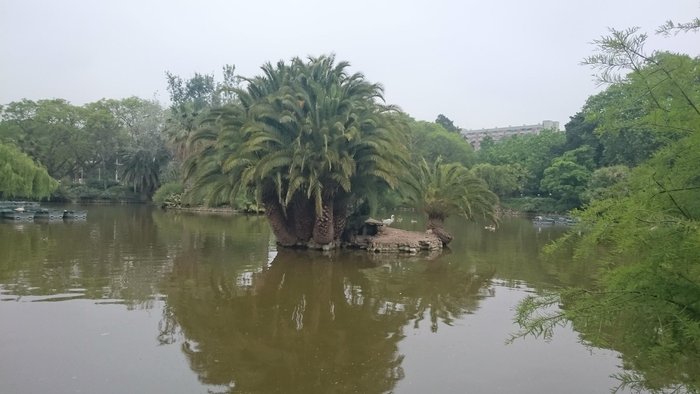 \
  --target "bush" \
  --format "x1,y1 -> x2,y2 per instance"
153,182 -> 184,207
